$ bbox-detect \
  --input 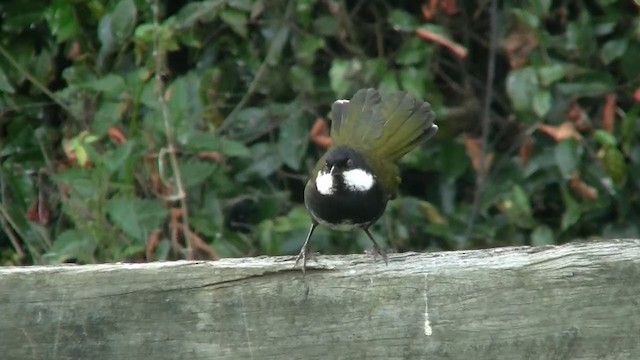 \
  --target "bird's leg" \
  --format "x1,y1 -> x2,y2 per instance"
363,227 -> 388,265
294,222 -> 318,275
